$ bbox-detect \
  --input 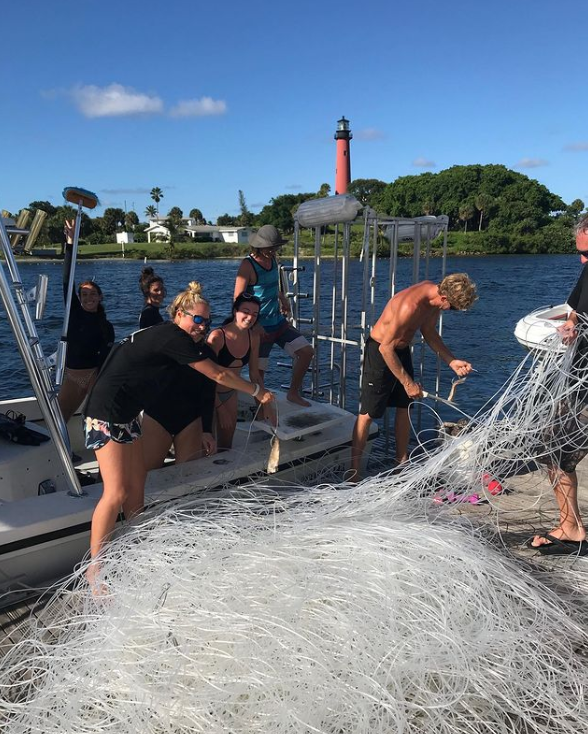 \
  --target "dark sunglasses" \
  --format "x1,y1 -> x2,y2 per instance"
182,310 -> 211,326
